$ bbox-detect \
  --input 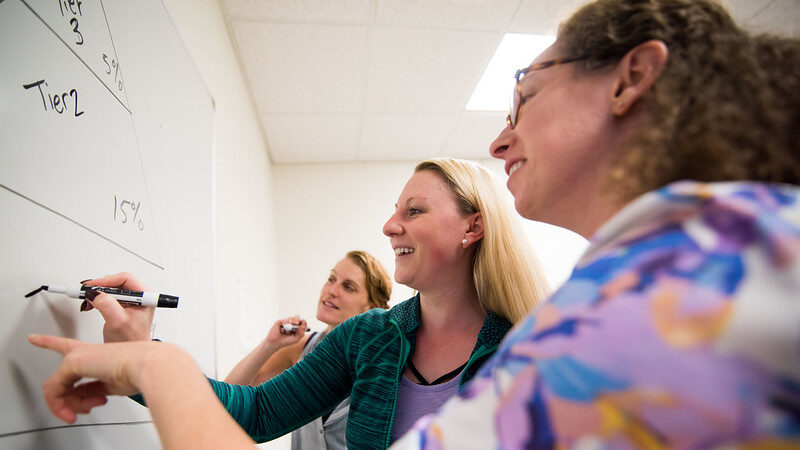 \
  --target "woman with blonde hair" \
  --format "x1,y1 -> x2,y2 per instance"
29,157 -> 549,449
413,159 -> 548,325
